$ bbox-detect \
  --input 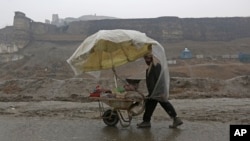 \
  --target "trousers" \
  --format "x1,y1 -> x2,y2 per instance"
143,98 -> 177,122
